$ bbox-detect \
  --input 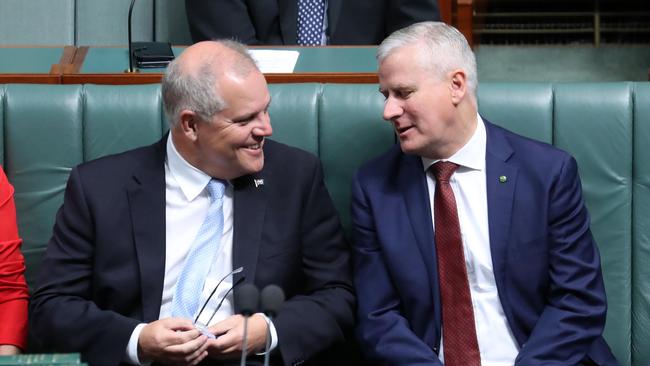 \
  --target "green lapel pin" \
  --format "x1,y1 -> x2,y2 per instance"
499,175 -> 507,183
